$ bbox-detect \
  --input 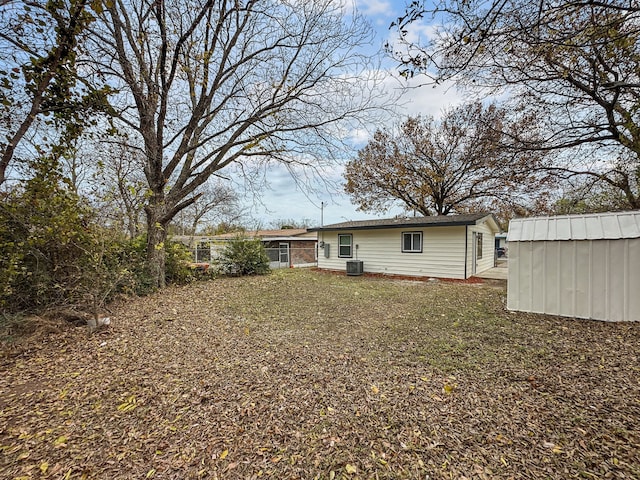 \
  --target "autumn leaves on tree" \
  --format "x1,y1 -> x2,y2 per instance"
344,103 -> 552,220
388,0 -> 640,212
